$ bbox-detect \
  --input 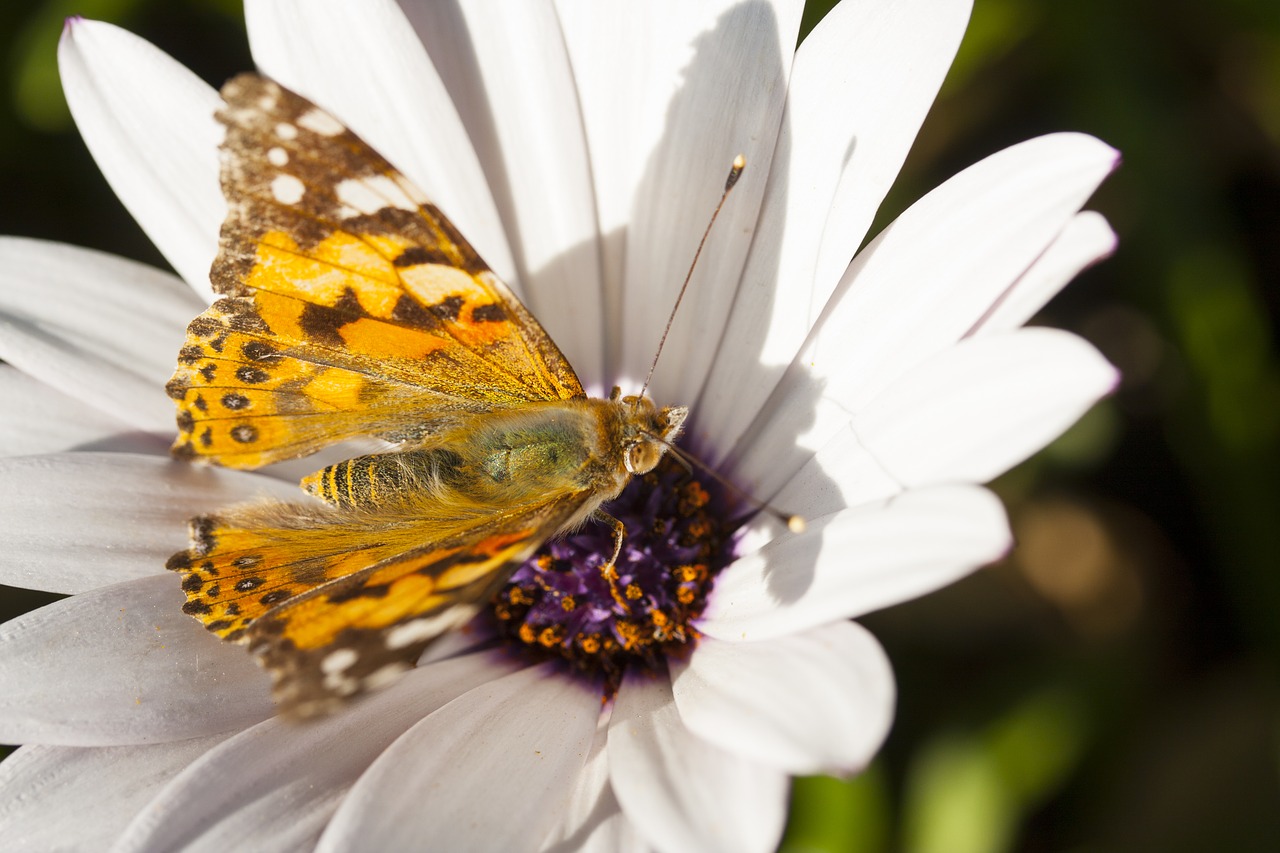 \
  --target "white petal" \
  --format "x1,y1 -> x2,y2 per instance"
540,708 -> 649,853
0,453 -> 299,594
114,652 -> 520,853
852,328 -> 1120,488
245,0 -> 516,287
0,573 -> 273,746
0,366 -> 163,458
0,735 -> 229,852
765,422 -> 903,526
608,674 -> 788,853
730,133 -> 1119,495
761,327 -> 1119,525
699,485 -> 1009,642
555,0 -> 803,380
671,622 -> 894,775
58,20 -> 222,299
0,238 -> 204,432
695,0 -> 970,452
972,210 -> 1118,335
400,0 -> 605,389
614,1 -> 804,403
803,0 -> 974,326
540,709 -> 611,851
317,663 -> 598,853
